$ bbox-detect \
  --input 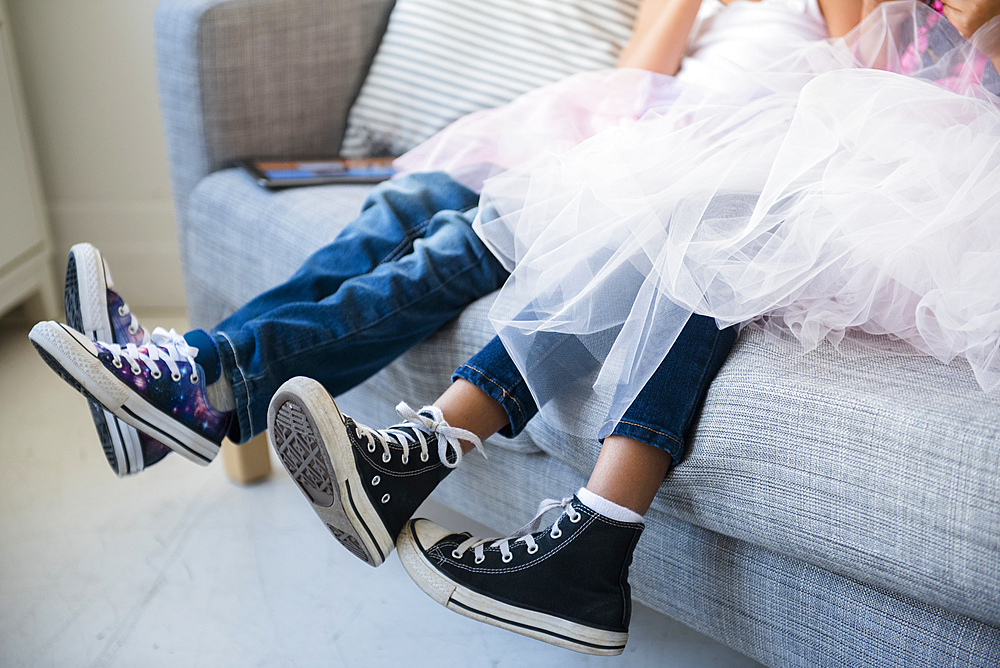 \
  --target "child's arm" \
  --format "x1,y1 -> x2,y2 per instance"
616,0 -> 704,75
819,0 -> 865,37
941,0 -> 1000,71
